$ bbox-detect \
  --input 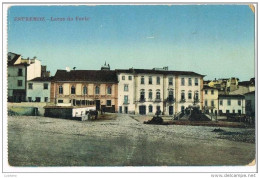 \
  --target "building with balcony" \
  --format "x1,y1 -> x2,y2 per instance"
116,68 -> 204,115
